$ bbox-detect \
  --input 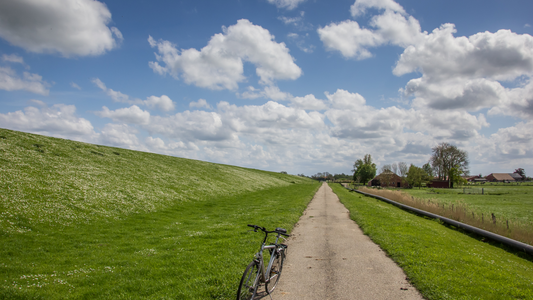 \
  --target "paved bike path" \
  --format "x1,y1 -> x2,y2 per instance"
272,182 -> 423,300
